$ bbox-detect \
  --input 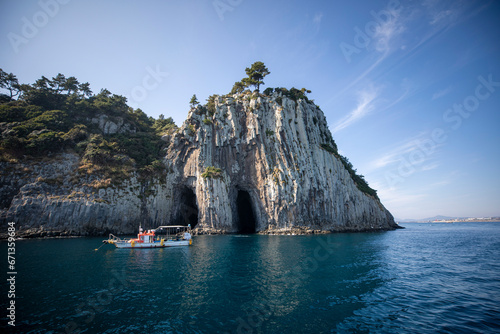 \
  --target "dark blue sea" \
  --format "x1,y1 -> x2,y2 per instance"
2,222 -> 500,333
